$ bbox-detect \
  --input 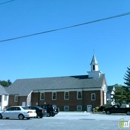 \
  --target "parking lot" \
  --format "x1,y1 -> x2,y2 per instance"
0,112 -> 130,130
